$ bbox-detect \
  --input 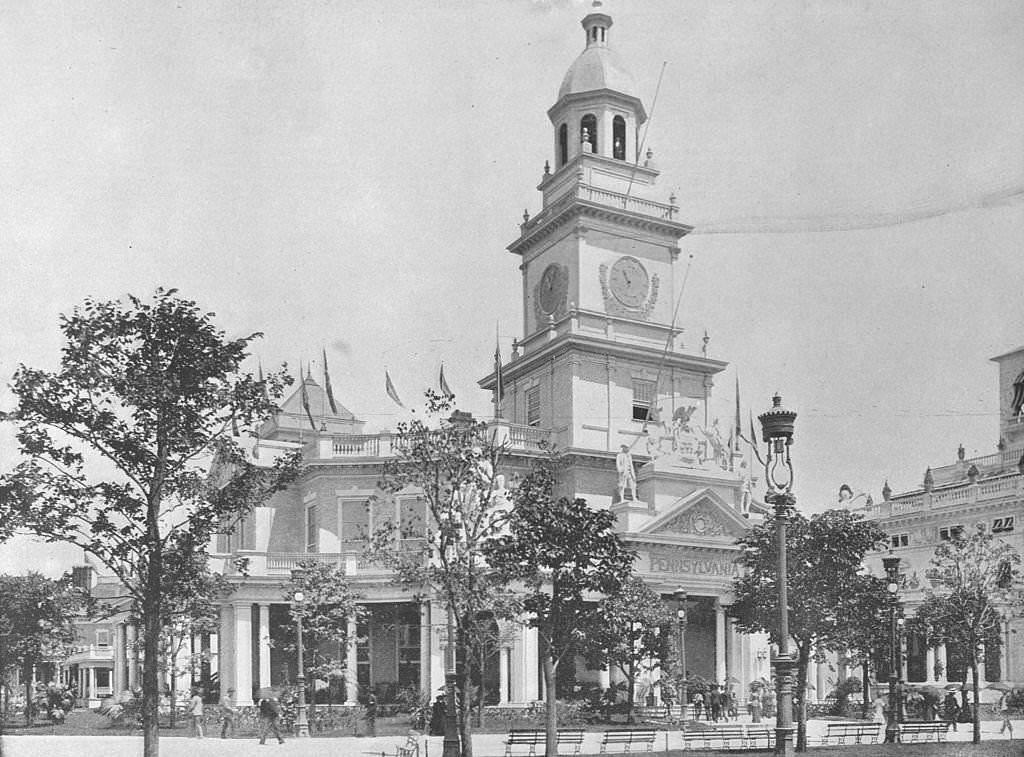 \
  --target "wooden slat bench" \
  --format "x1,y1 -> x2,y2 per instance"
821,721 -> 882,745
899,721 -> 950,743
681,724 -> 748,750
504,729 -> 584,757
599,729 -> 659,754
744,725 -> 775,750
